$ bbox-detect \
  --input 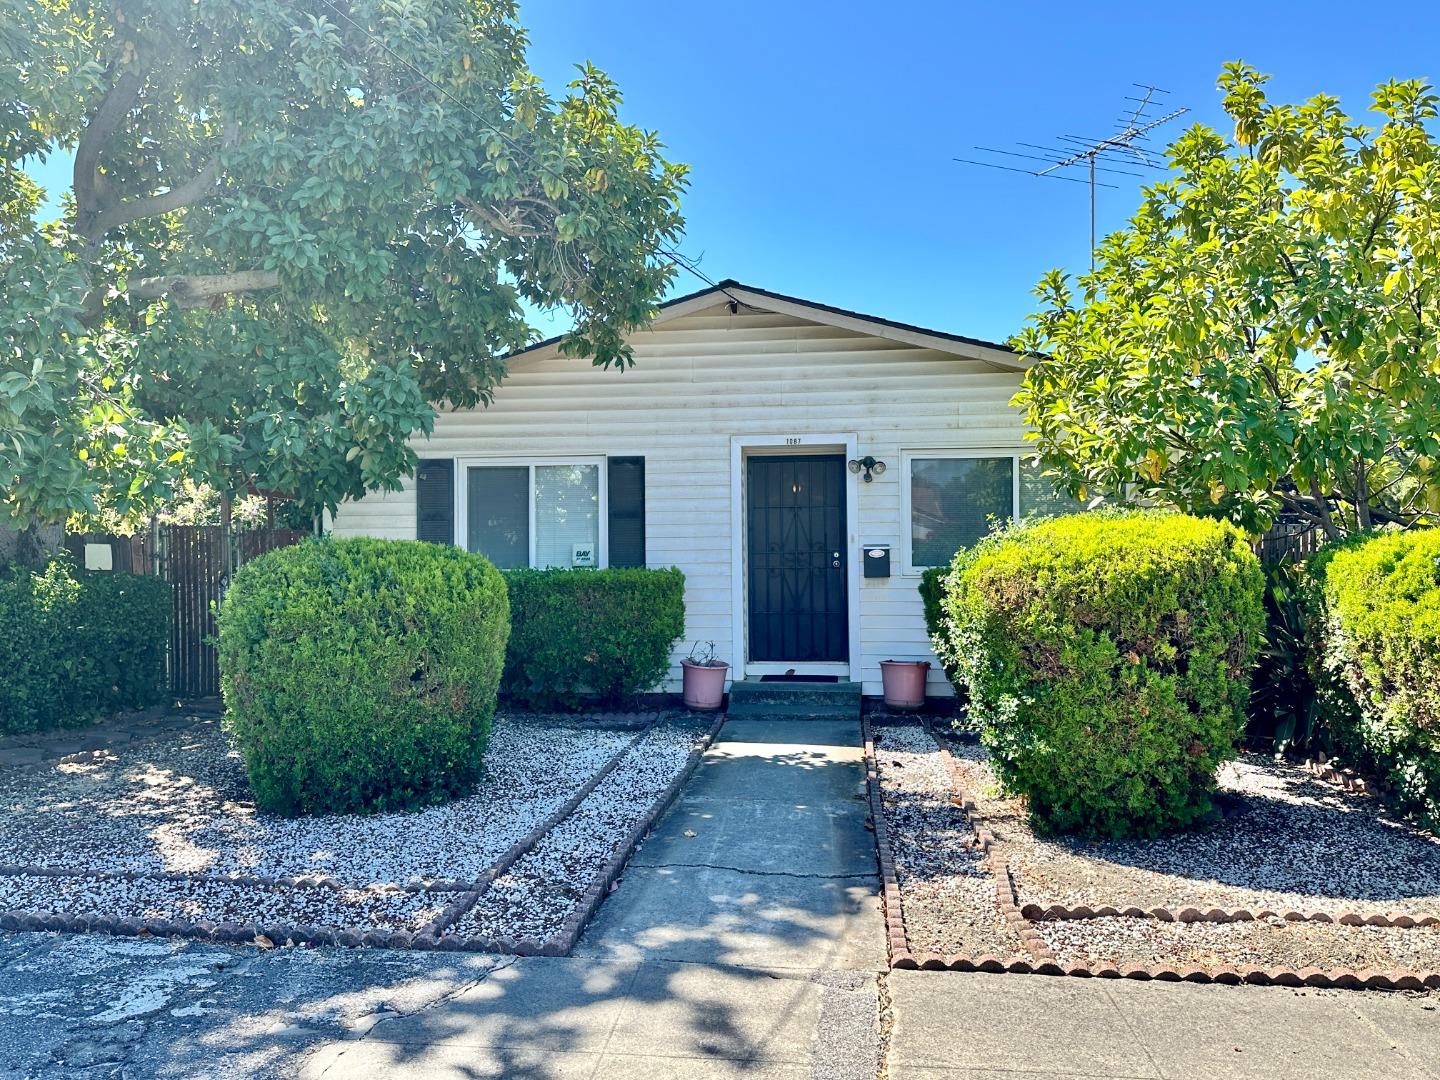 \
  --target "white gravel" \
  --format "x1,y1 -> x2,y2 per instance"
0,715 -> 632,888
1038,915 -> 1440,972
0,873 -> 449,933
452,718 -> 710,944
872,723 -> 1026,961
942,737 -> 1440,919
